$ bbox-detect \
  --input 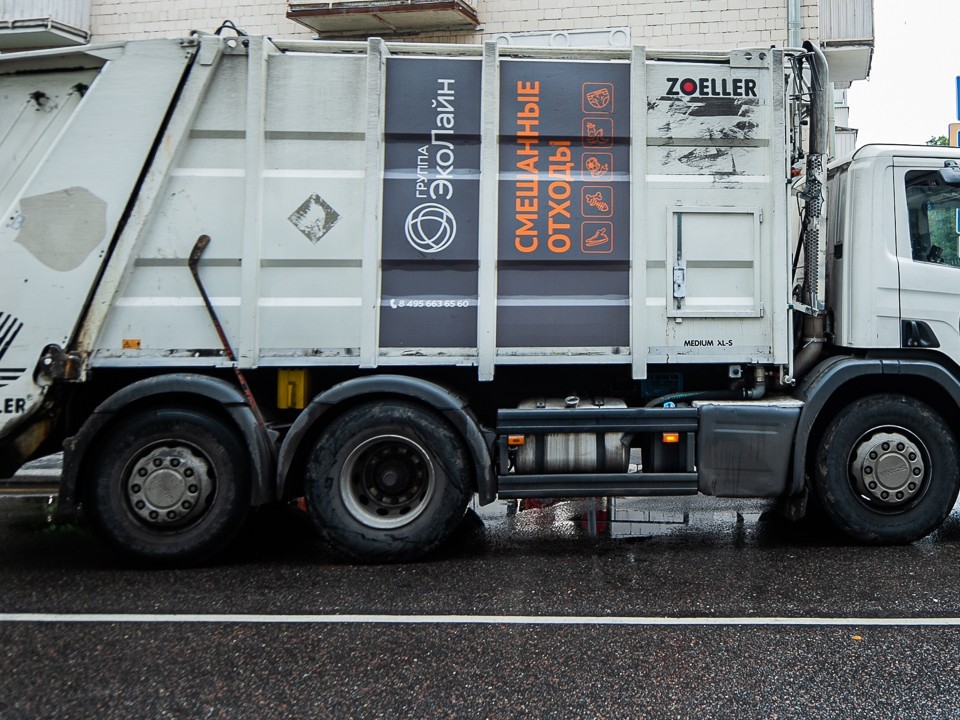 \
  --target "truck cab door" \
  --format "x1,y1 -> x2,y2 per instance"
894,159 -> 960,359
